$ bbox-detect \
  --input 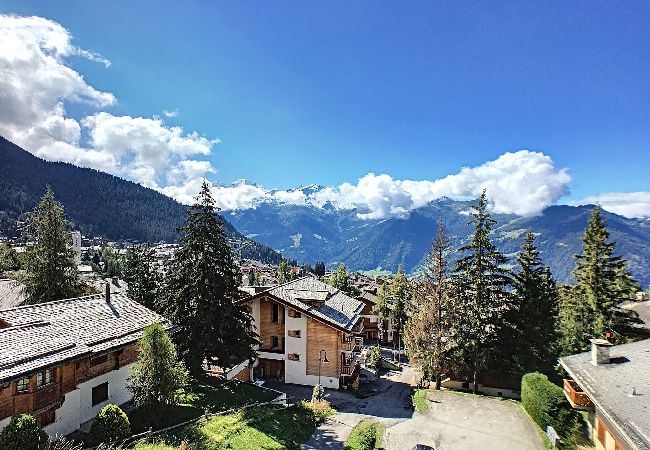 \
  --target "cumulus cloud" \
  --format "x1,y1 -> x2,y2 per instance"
163,109 -> 178,118
569,192 -> 650,218
0,14 -> 217,200
211,151 -> 572,218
